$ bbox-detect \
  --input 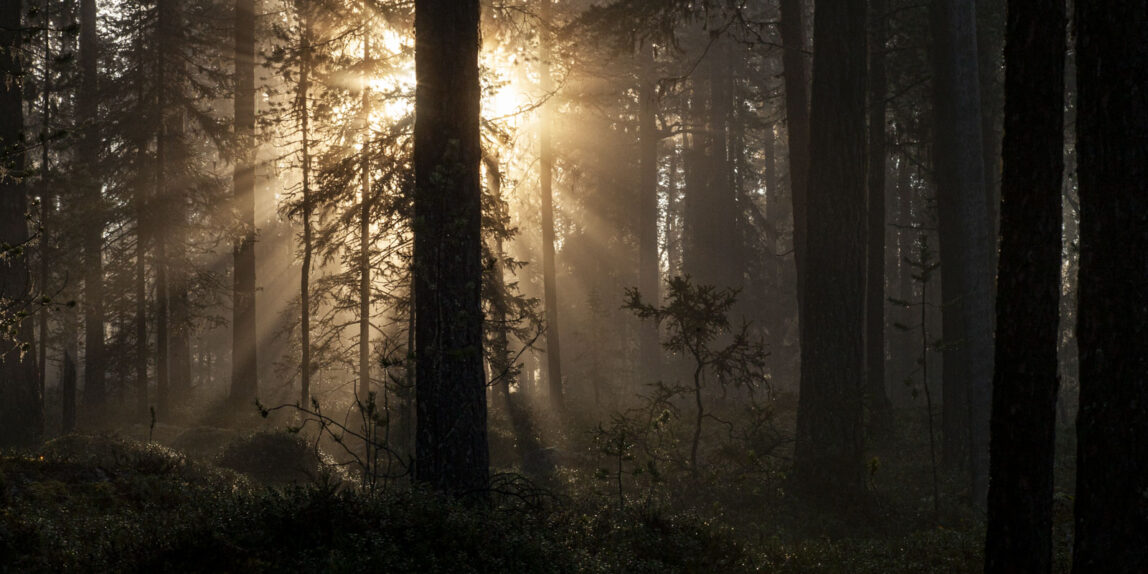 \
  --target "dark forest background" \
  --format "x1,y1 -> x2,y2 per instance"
0,0 -> 1145,571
